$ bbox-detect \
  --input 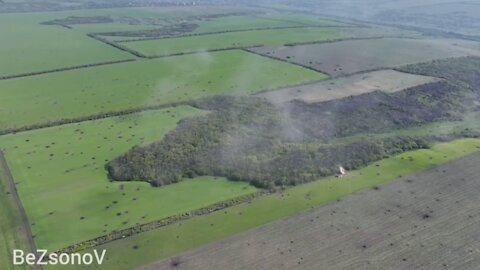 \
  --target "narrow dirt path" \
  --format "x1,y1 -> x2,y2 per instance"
0,151 -> 40,270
